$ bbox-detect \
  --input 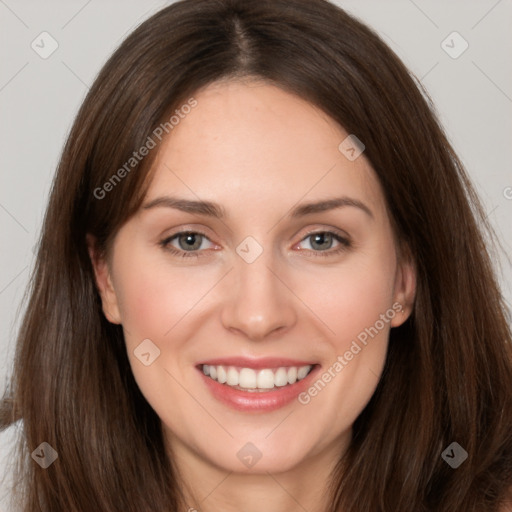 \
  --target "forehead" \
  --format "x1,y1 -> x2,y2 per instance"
145,79 -> 386,219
